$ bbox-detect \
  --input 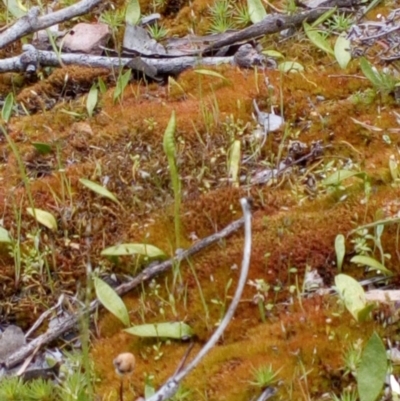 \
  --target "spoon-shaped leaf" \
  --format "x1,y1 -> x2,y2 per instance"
86,84 -> 98,118
101,243 -> 166,258
303,22 -> 334,56
26,208 -> 58,231
2,0 -> 26,19
350,255 -> 392,276
125,322 -> 193,339
357,332 -> 387,401
125,0 -> 141,25
334,34 -> 351,69
247,0 -> 267,24
335,274 -> 367,321
94,277 -> 130,327
79,178 -> 120,205
32,142 -> 53,155
0,227 -> 11,243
